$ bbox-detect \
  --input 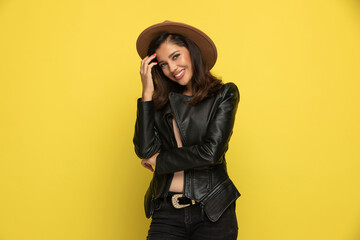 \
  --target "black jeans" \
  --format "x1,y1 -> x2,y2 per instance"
147,194 -> 238,240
